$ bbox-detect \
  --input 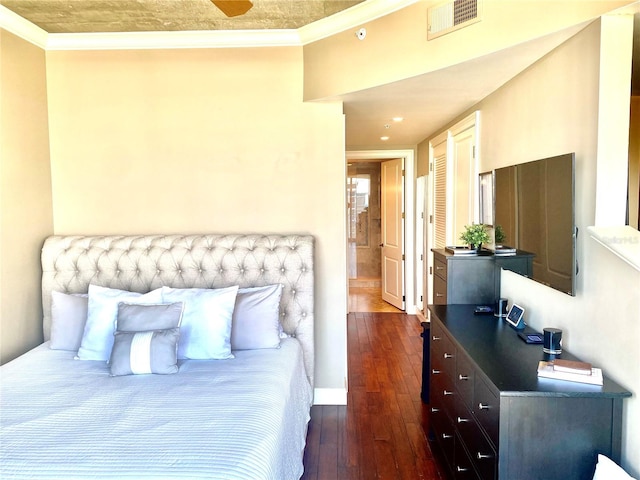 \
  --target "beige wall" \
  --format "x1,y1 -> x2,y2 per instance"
303,0 -> 634,101
45,46 -> 348,392
464,19 -> 639,475
0,30 -> 54,363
